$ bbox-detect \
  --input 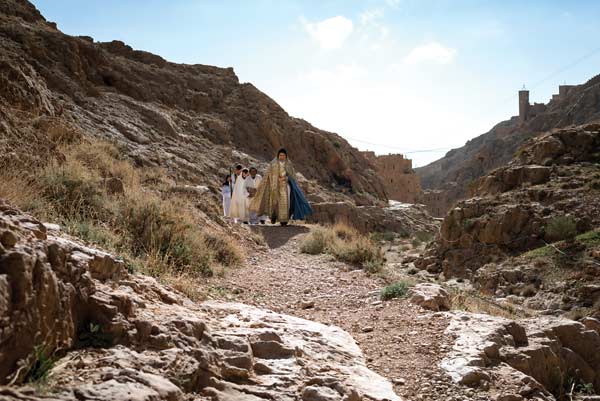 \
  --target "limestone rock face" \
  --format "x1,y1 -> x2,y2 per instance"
307,201 -> 438,235
0,0 -> 385,204
442,312 -> 600,400
418,123 -> 600,278
0,200 -> 401,401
